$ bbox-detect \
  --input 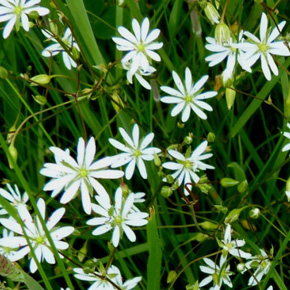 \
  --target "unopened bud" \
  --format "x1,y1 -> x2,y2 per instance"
166,175 -> 175,184
225,87 -> 236,110
0,254 -> 23,282
238,180 -> 248,193
237,262 -> 246,273
78,240 -> 88,262
28,11 -> 40,19
177,122 -> 185,128
72,46 -> 80,60
225,207 -> 245,224
286,177 -> 290,202
8,145 -> 17,169
204,2 -> 220,25
184,136 -> 193,145
120,183 -> 130,197
215,22 -> 231,44
154,153 -> 161,167
33,95 -> 47,106
167,270 -> 177,284
220,177 -> 239,187
200,221 -> 218,231
161,186 -> 173,198
249,208 -> 260,219
207,132 -> 216,143
49,21 -> 58,35
111,91 -> 124,113
30,74 -> 53,86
